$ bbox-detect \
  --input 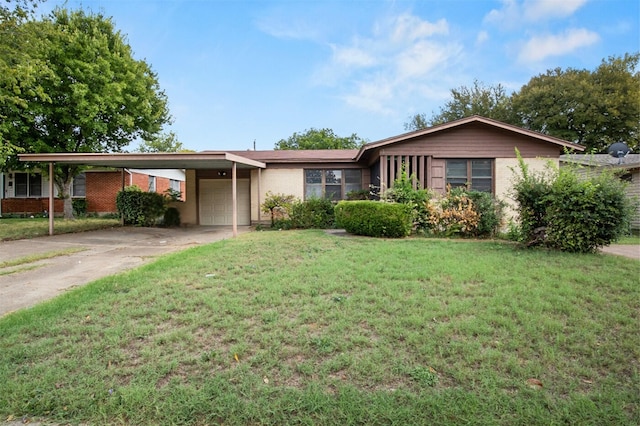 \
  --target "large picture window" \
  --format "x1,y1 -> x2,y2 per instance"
446,160 -> 493,193
14,173 -> 42,197
304,169 -> 361,200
